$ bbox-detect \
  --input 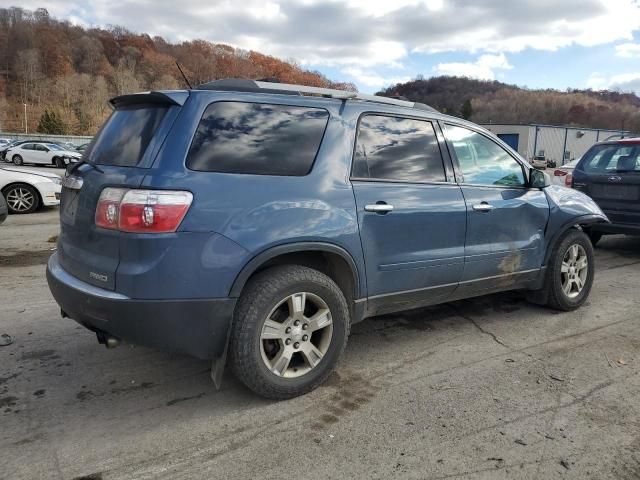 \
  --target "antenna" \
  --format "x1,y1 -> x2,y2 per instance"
175,62 -> 192,90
